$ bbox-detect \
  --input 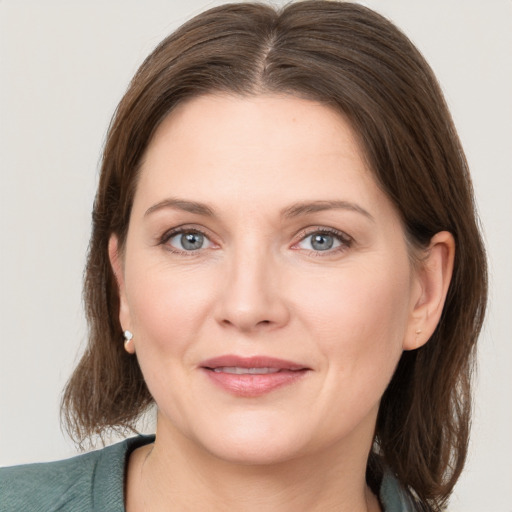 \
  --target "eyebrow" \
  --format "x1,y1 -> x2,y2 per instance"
144,197 -> 374,221
144,198 -> 215,217
281,200 -> 374,221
